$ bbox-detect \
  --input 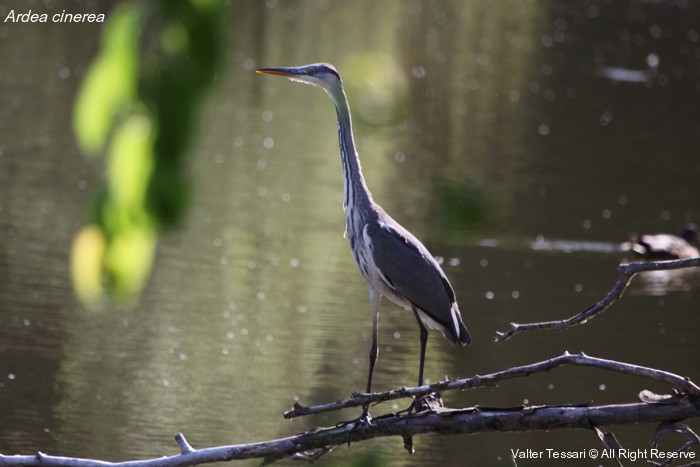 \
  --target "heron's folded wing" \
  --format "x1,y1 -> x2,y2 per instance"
364,221 -> 455,322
